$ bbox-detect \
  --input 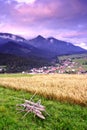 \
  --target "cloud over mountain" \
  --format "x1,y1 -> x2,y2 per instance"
0,0 -> 87,49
